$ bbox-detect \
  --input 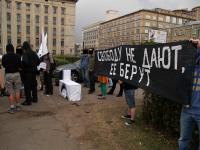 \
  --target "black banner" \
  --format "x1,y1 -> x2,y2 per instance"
94,41 -> 196,105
